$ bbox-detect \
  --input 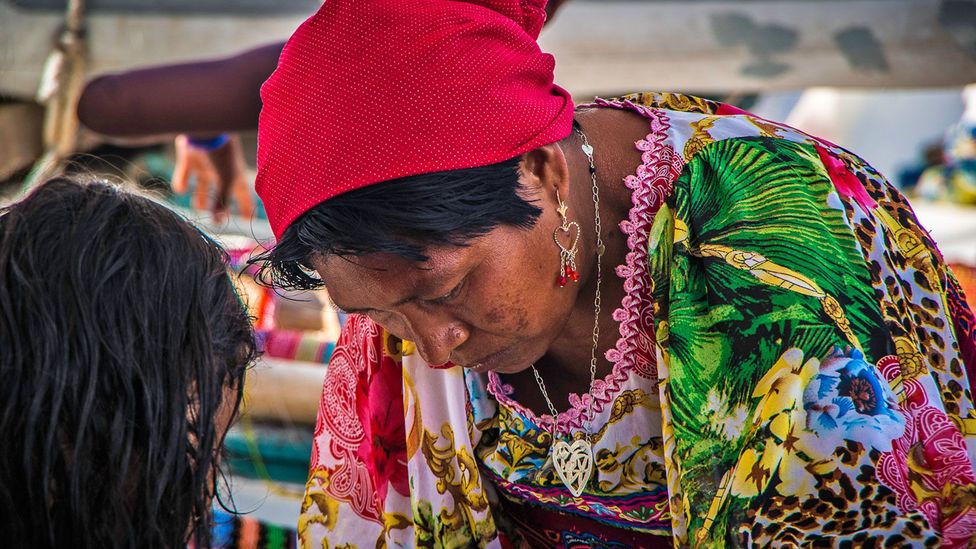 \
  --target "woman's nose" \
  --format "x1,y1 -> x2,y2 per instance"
412,320 -> 469,366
